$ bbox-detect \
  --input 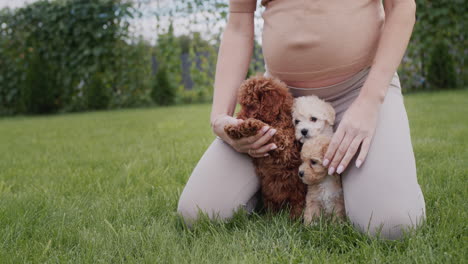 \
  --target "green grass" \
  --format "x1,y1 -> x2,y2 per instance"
0,89 -> 467,263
